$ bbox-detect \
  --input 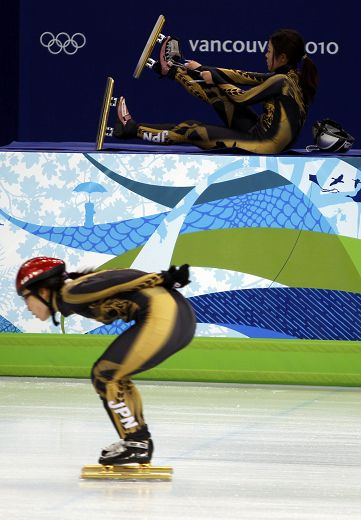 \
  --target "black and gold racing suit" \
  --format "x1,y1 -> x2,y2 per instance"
54,269 -> 196,440
137,65 -> 306,154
